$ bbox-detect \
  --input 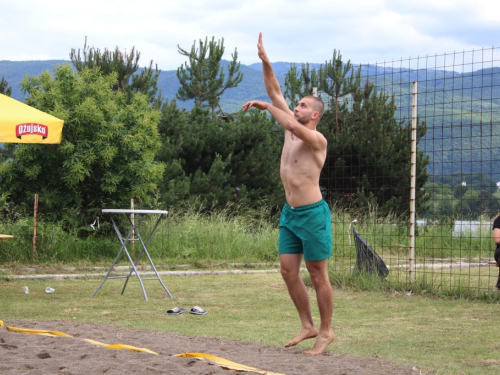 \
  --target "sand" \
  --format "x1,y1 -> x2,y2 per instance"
0,320 -> 421,375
